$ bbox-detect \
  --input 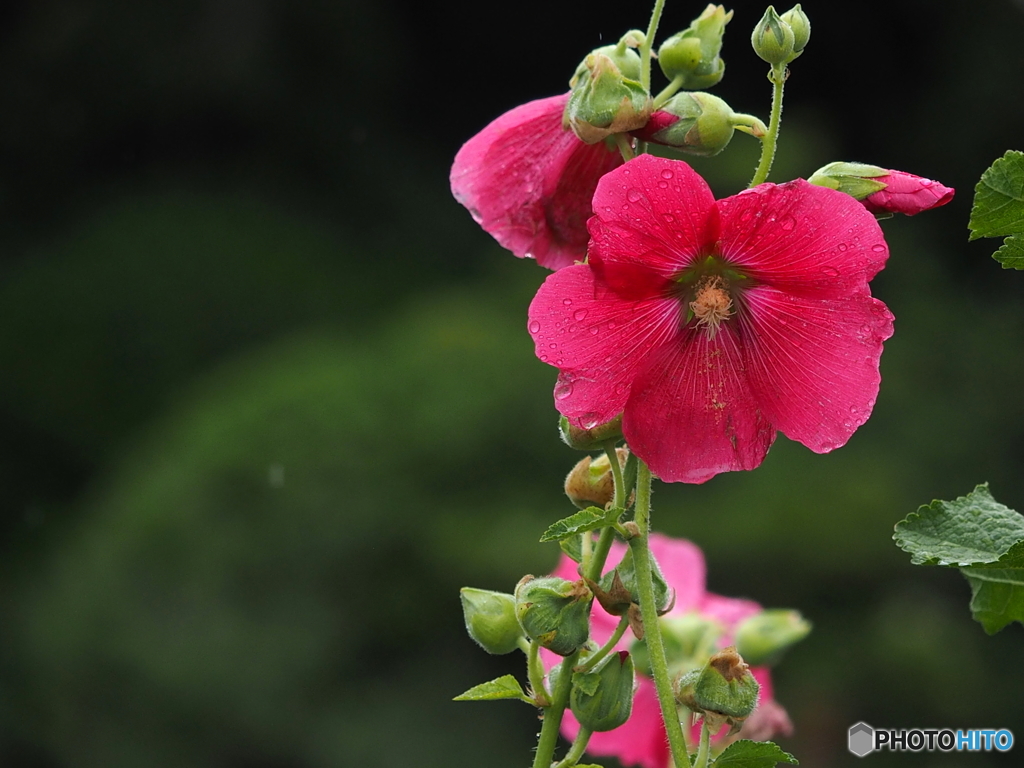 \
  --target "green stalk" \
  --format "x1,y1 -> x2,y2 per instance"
578,616 -> 630,672
639,0 -> 667,93
693,719 -> 712,768
748,64 -> 787,187
553,726 -> 594,768
531,650 -> 581,768
628,460 -> 690,763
